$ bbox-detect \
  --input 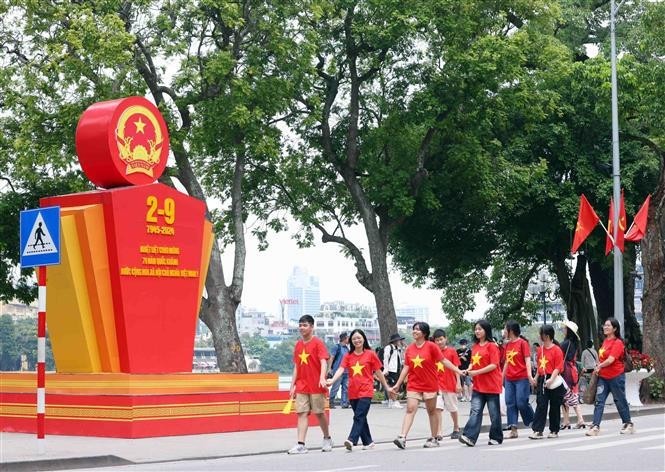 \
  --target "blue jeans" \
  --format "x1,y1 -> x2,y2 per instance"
462,391 -> 502,444
504,378 -> 534,428
592,374 -> 631,427
349,397 -> 373,445
330,373 -> 348,406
